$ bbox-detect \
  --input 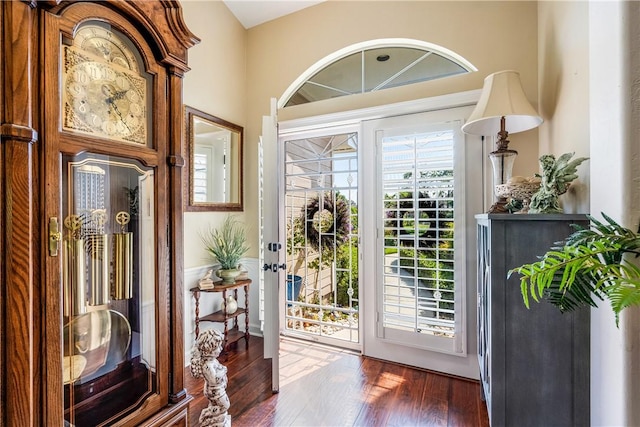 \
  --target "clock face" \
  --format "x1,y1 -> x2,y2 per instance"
62,24 -> 148,145
74,25 -> 140,72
